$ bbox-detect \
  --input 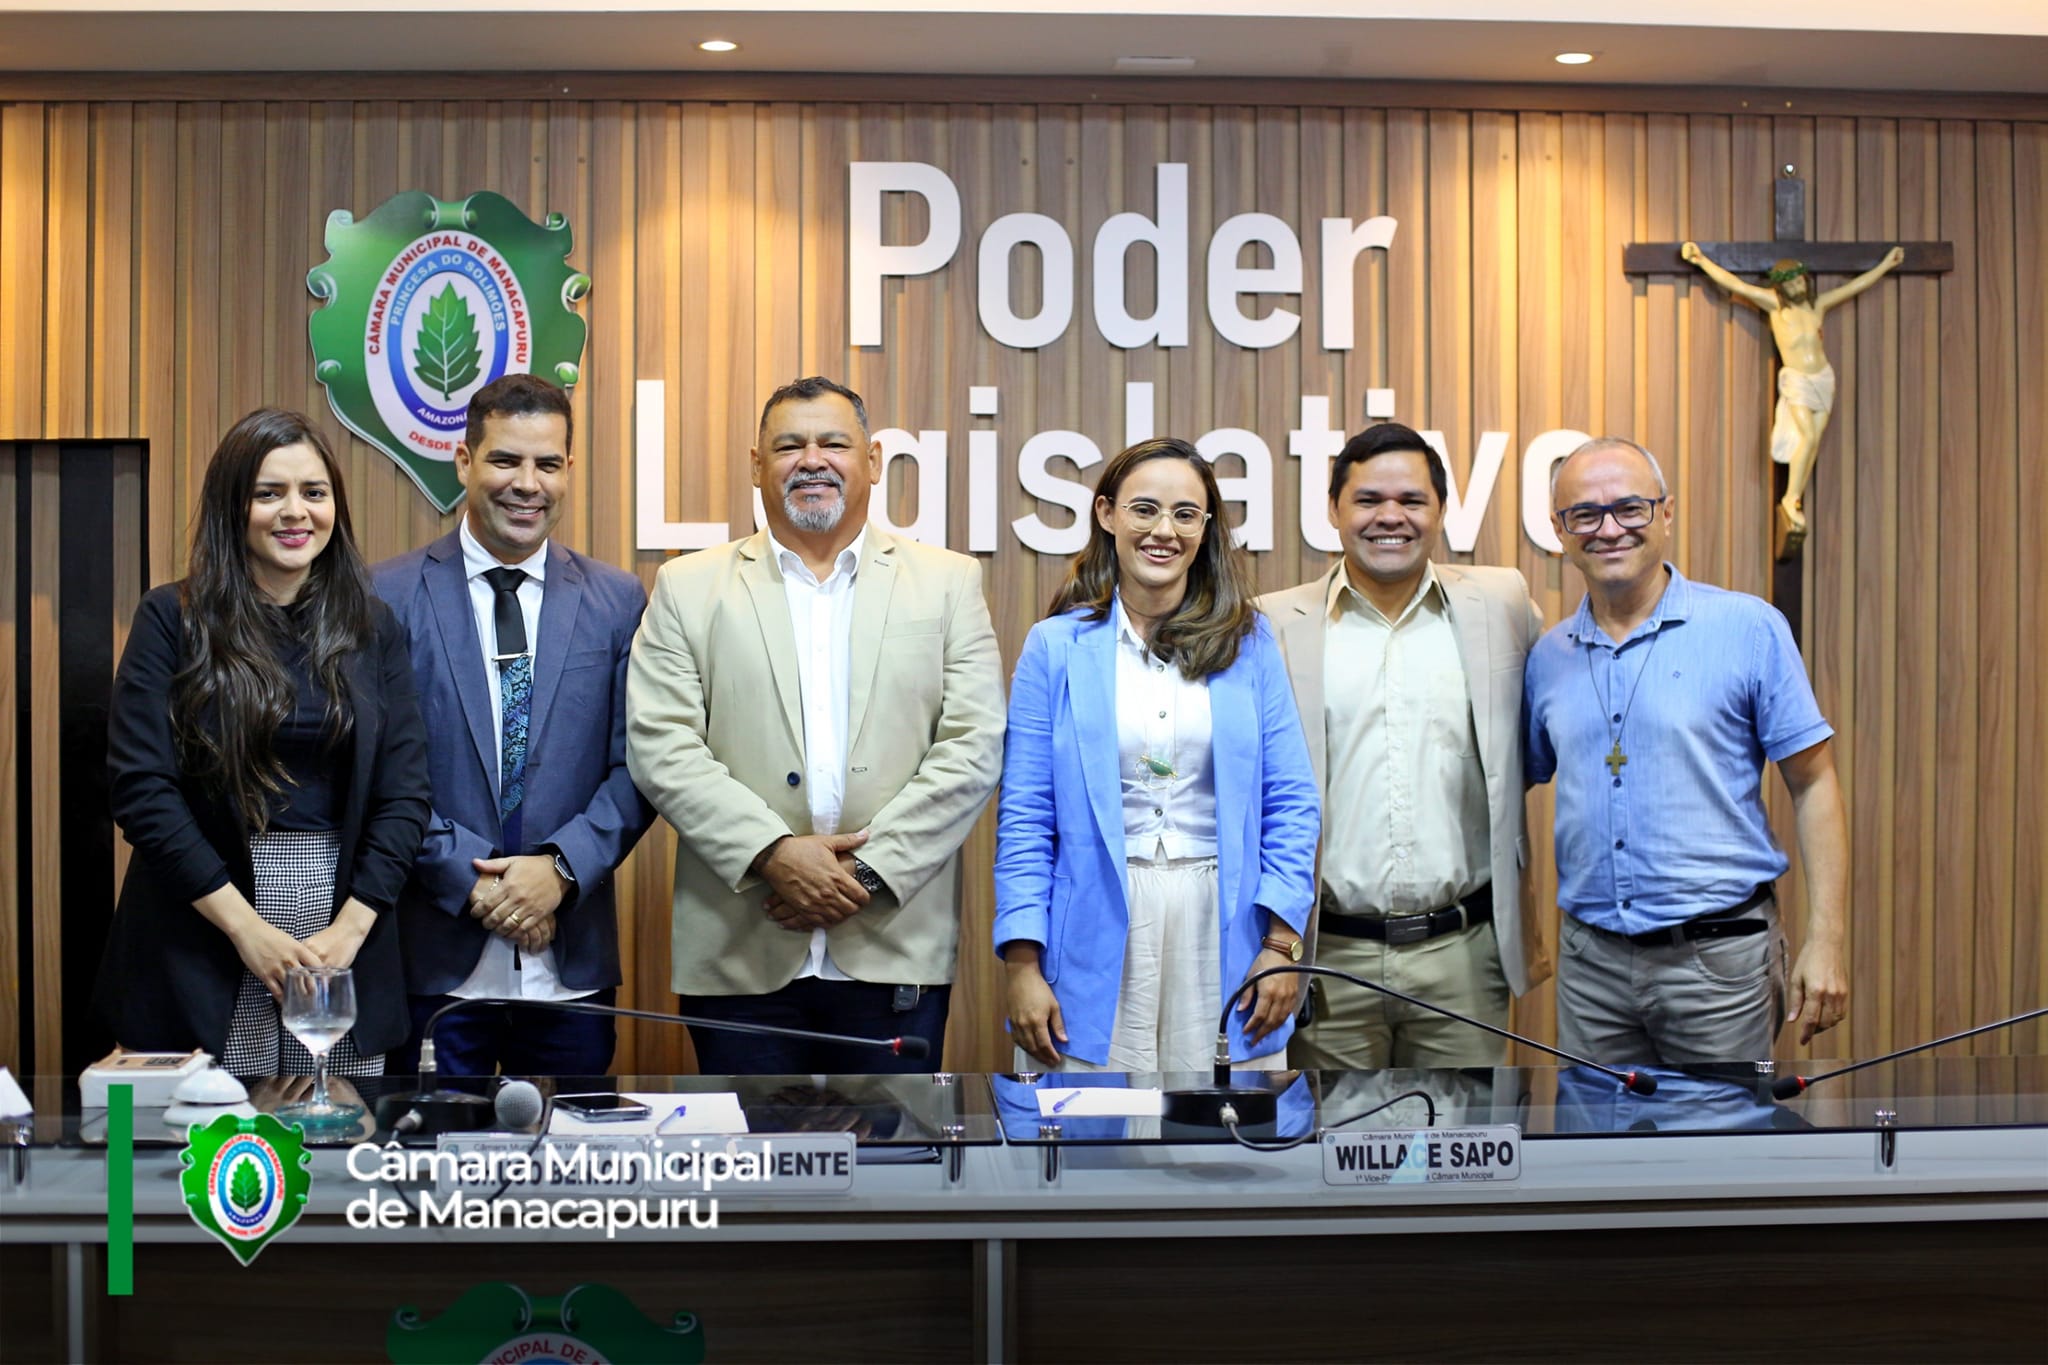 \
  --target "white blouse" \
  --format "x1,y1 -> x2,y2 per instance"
1113,596 -> 1218,862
